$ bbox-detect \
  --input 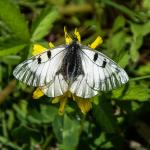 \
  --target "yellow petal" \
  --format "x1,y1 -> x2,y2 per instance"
49,42 -> 55,48
52,97 -> 60,104
64,26 -> 72,44
72,94 -> 76,101
59,95 -> 68,115
33,88 -> 44,99
73,95 -> 92,114
67,91 -> 72,97
74,28 -> 81,43
83,98 -> 92,112
88,36 -> 103,49
76,97 -> 86,114
32,44 -> 47,55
